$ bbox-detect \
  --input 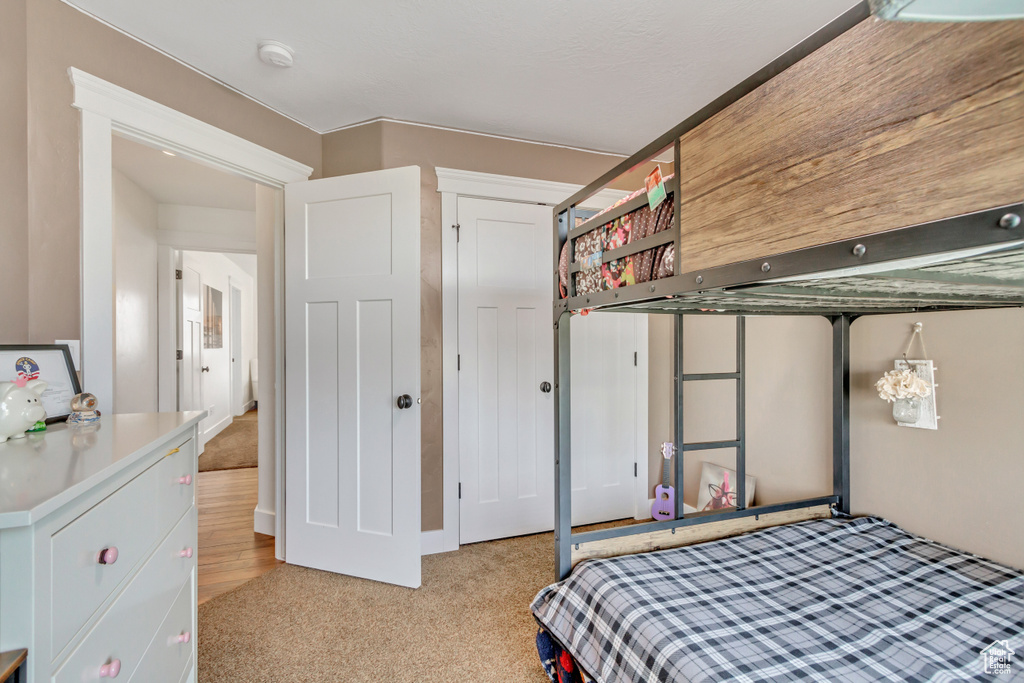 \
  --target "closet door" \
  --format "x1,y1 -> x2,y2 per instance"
457,196 -> 648,543
284,166 -> 421,588
458,197 -> 554,544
